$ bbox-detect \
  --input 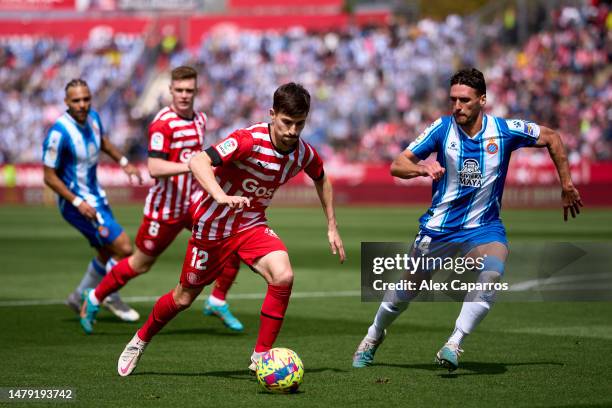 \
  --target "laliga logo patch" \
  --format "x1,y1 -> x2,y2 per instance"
459,158 -> 482,188
486,141 -> 498,154
98,225 -> 110,238
216,138 -> 238,157
151,132 -> 164,151
144,240 -> 155,251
